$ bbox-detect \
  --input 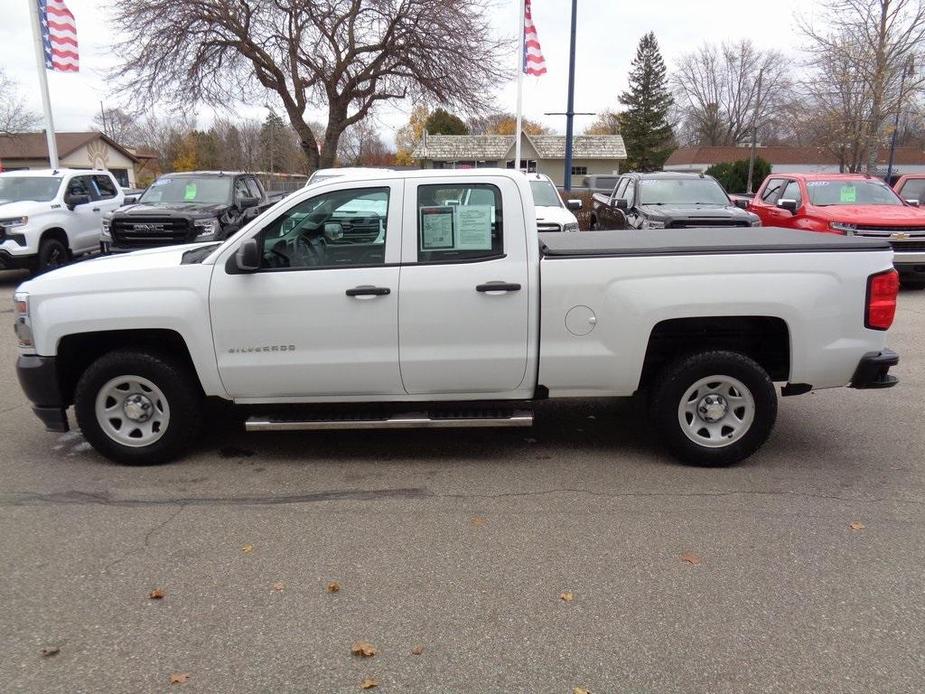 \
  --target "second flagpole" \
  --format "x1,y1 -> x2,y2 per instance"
28,0 -> 59,168
514,0 -> 524,173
